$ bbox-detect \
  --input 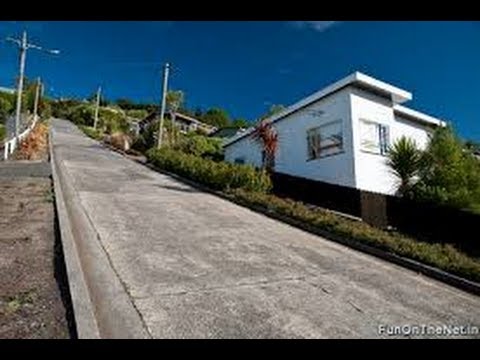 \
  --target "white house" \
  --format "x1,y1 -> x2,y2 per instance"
223,72 -> 447,195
